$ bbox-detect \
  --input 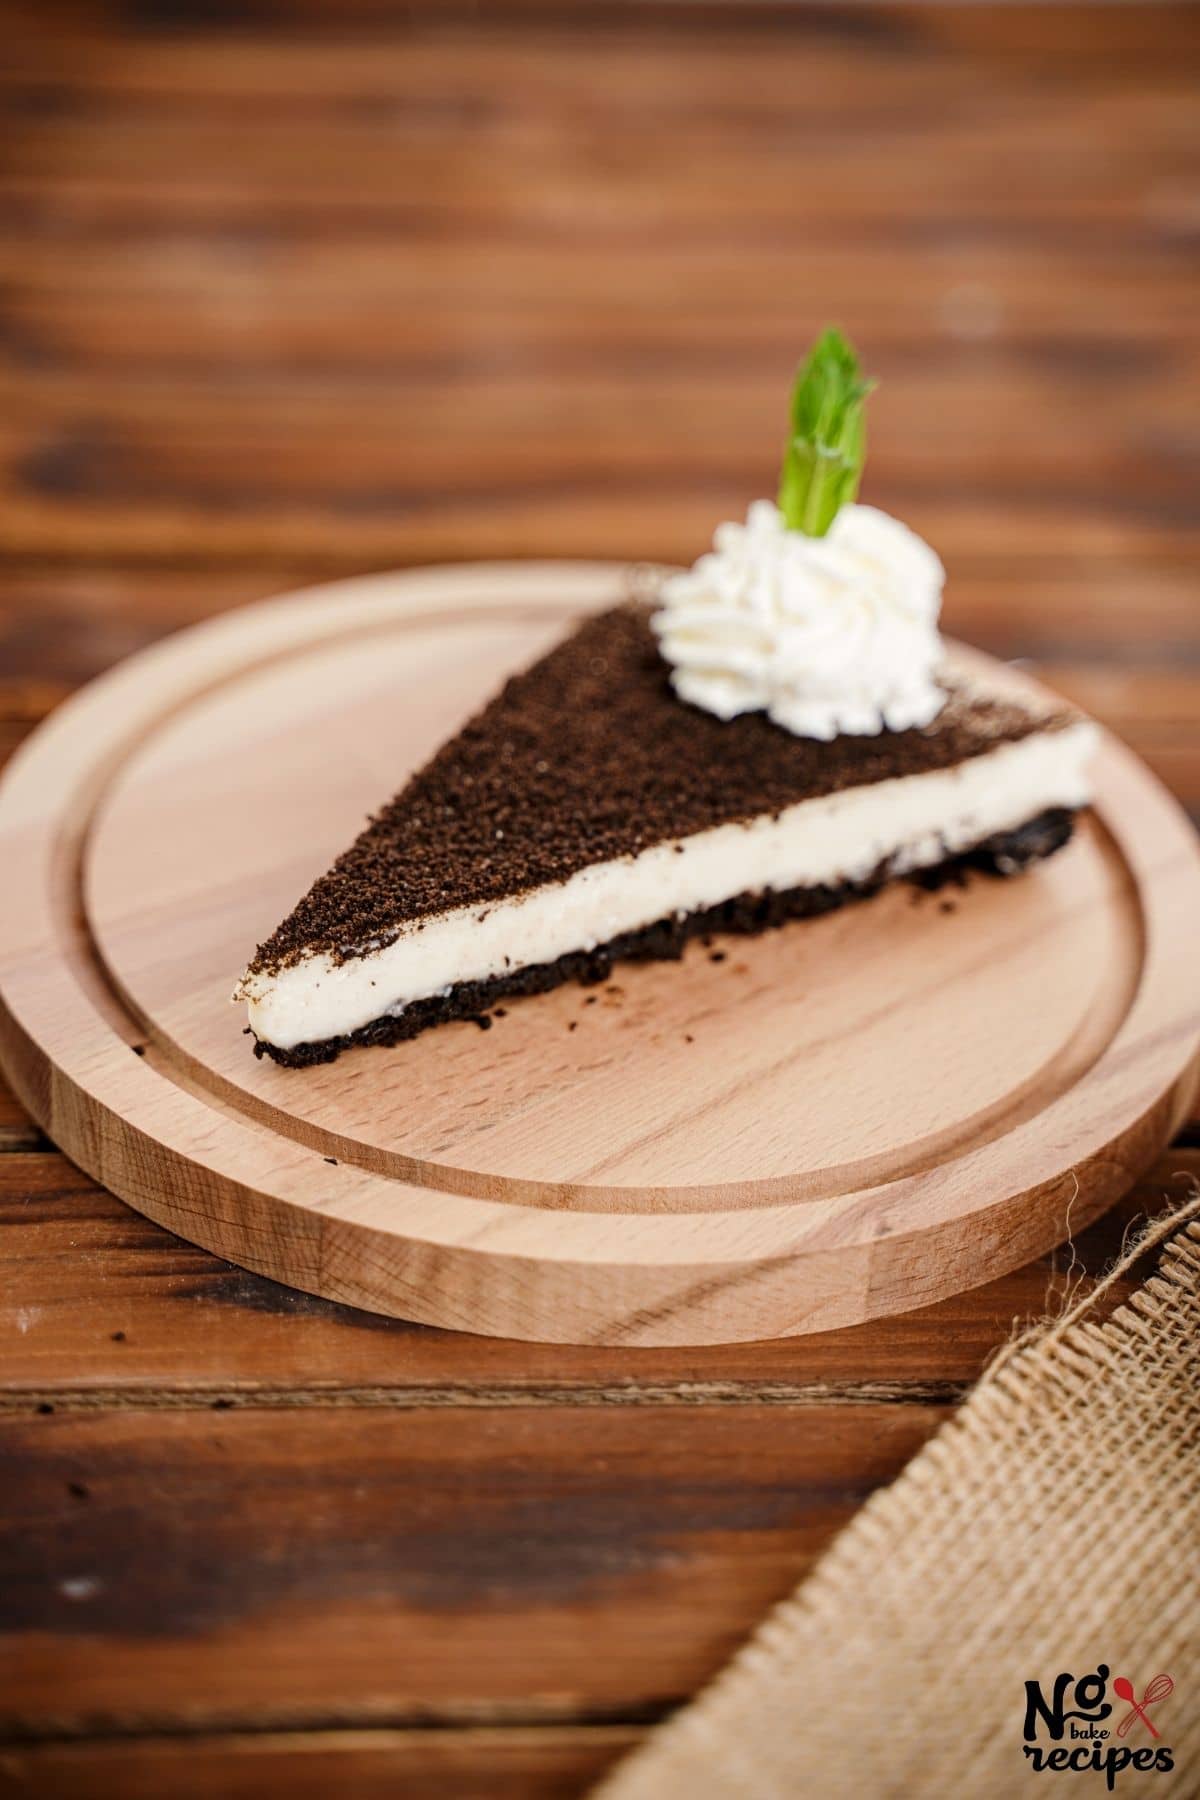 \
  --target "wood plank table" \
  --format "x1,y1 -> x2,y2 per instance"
1,6 -> 1197,1795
